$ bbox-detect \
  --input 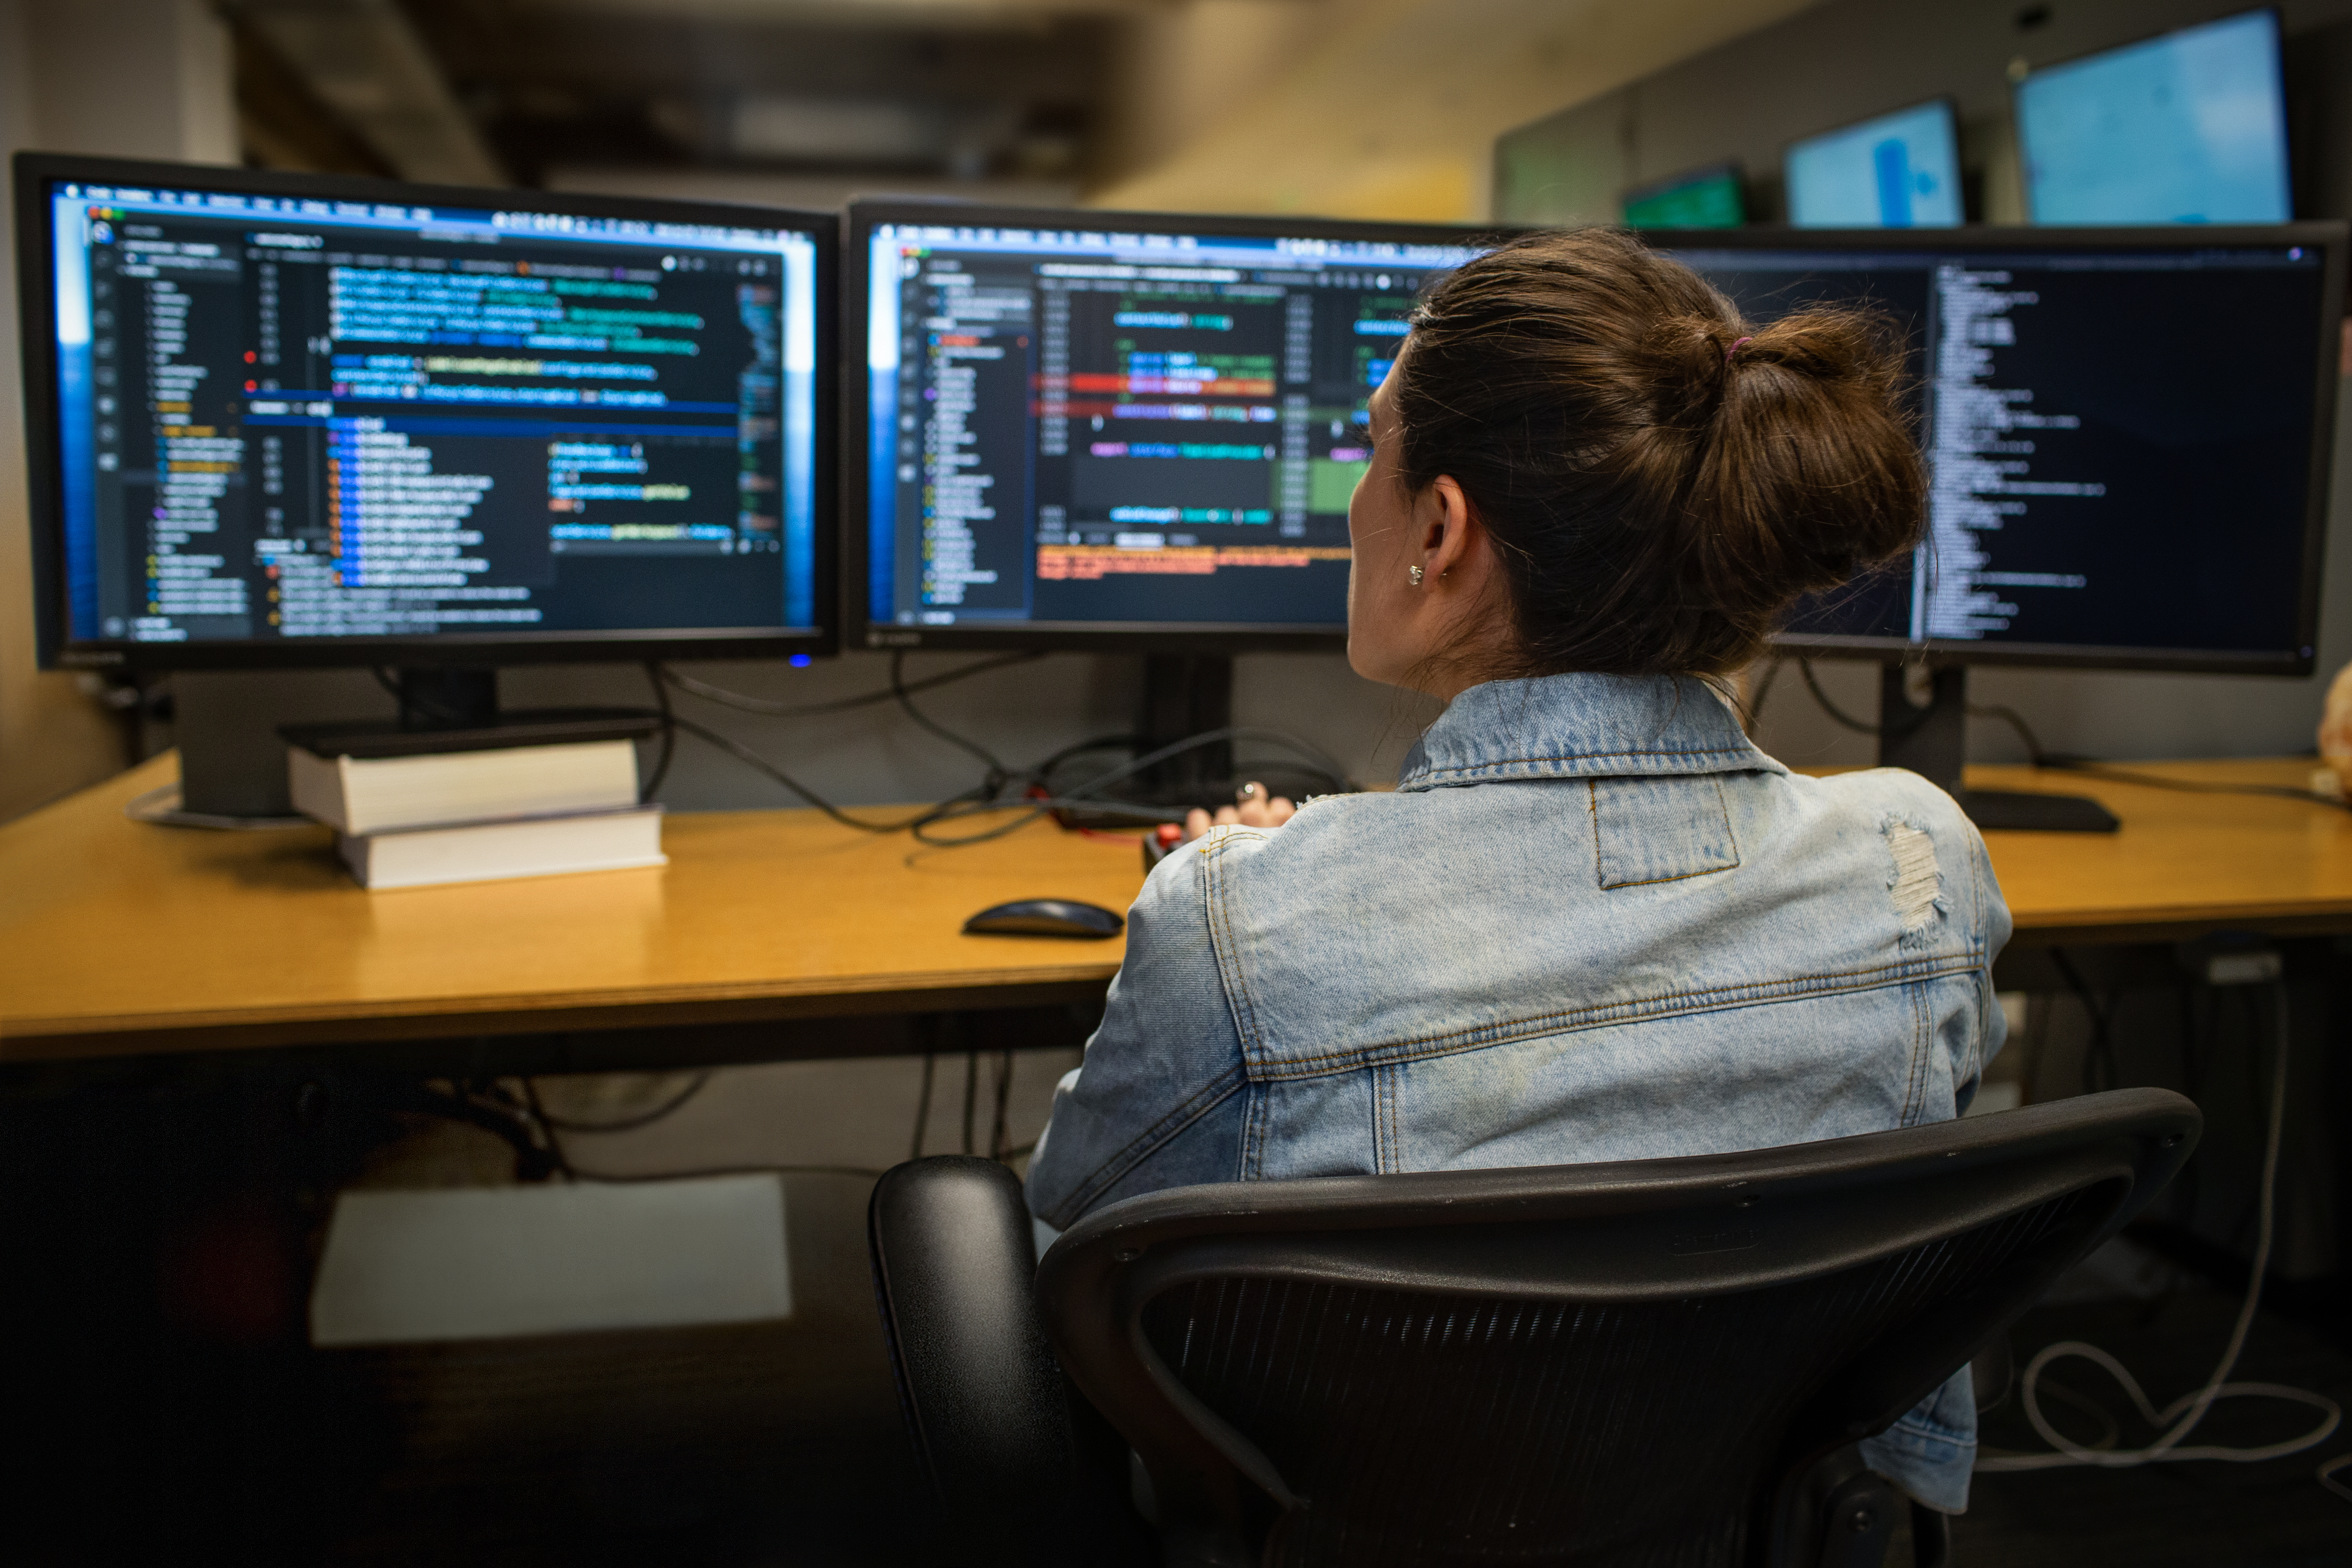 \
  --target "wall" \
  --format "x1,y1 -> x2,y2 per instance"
1086,0 -> 1818,221
0,0 -> 239,823
1501,0 -> 2352,769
